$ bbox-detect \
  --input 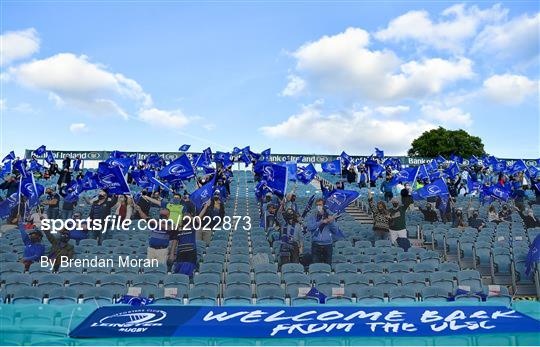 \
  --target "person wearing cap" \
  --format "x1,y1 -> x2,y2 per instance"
43,227 -> 75,271
388,196 -> 412,245
18,222 -> 45,270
